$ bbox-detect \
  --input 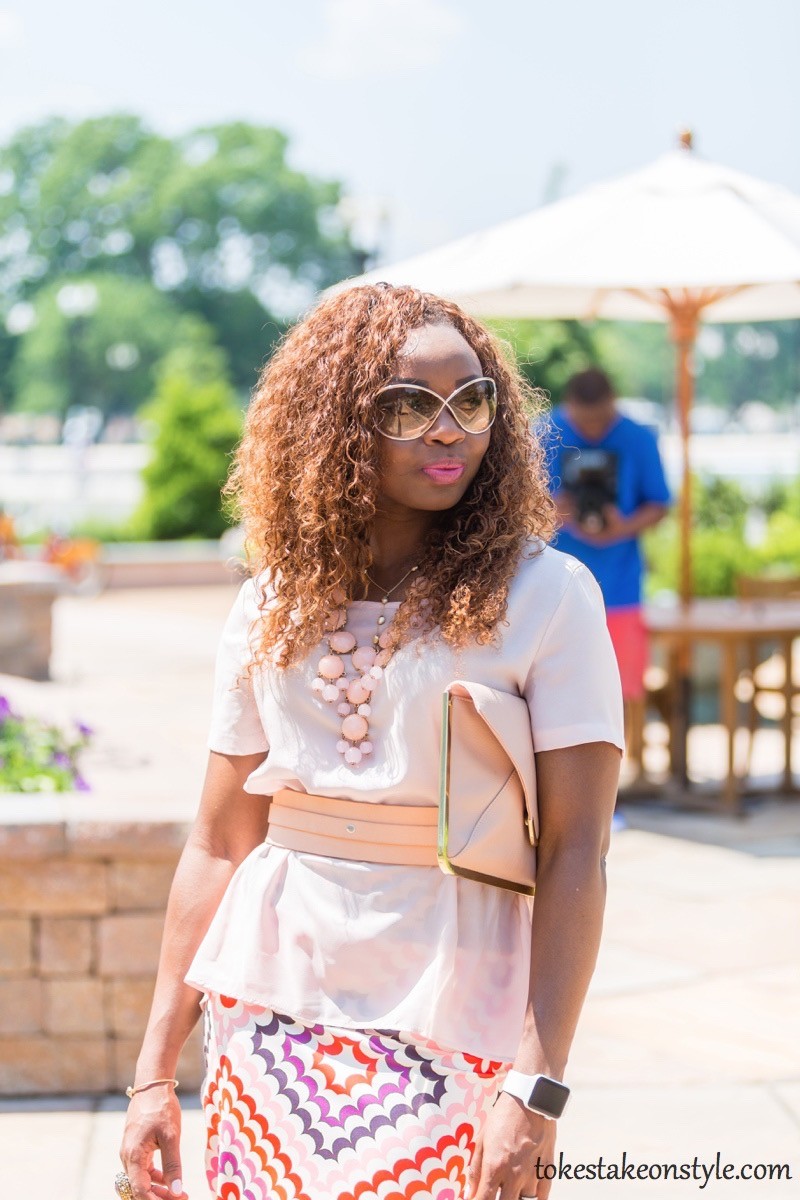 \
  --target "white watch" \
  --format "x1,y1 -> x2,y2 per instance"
500,1070 -> 570,1119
